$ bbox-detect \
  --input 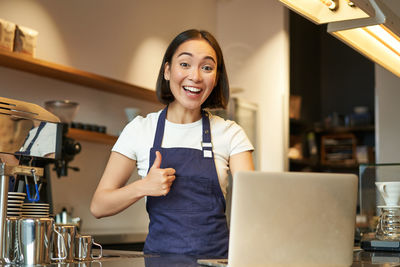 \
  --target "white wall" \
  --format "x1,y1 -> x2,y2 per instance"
374,0 -> 400,164
0,0 -> 217,89
216,0 -> 290,171
375,65 -> 400,163
0,0 -> 289,235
